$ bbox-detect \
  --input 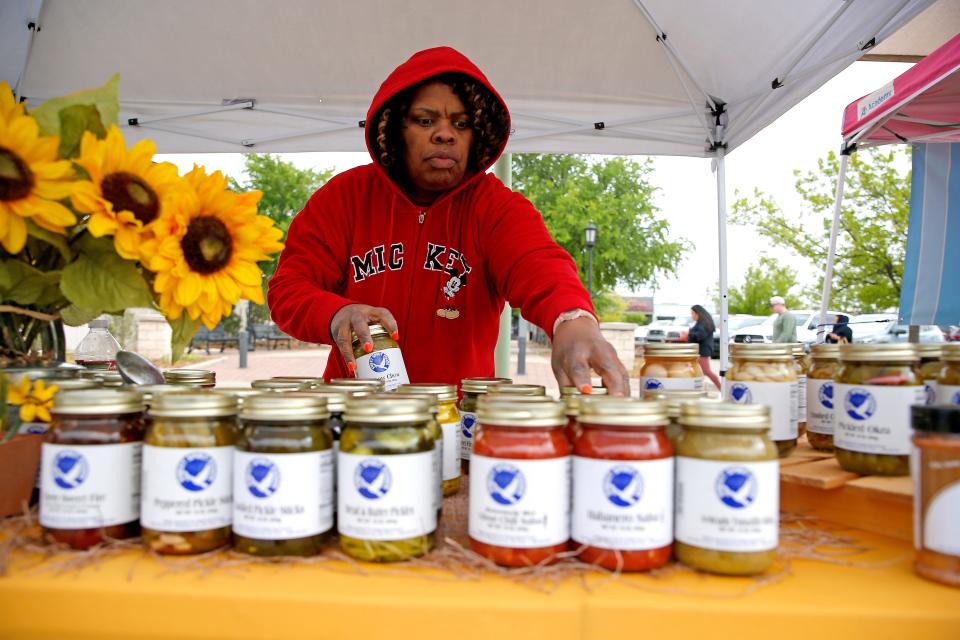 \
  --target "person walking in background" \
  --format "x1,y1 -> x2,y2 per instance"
770,295 -> 797,343
688,305 -> 722,391
827,314 -> 853,344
